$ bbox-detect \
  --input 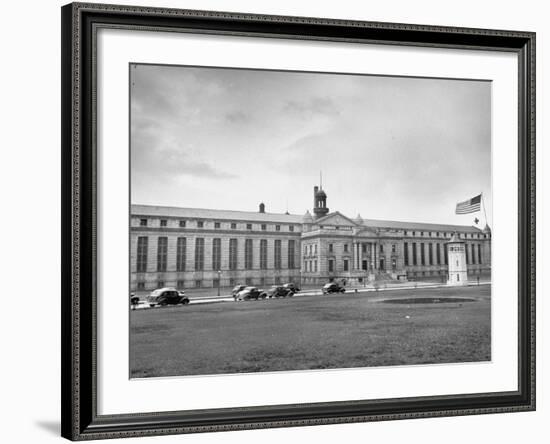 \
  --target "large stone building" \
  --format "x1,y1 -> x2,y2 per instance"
130,185 -> 491,292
